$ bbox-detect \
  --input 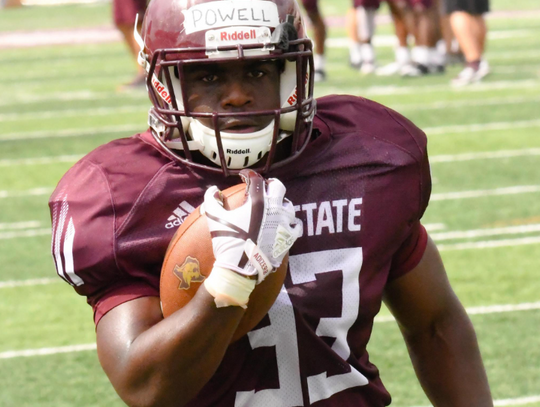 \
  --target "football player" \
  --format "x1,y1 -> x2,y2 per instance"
444,0 -> 490,86
113,0 -> 148,90
347,0 -> 380,74
300,0 -> 327,81
49,0 -> 493,405
377,0 -> 446,76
